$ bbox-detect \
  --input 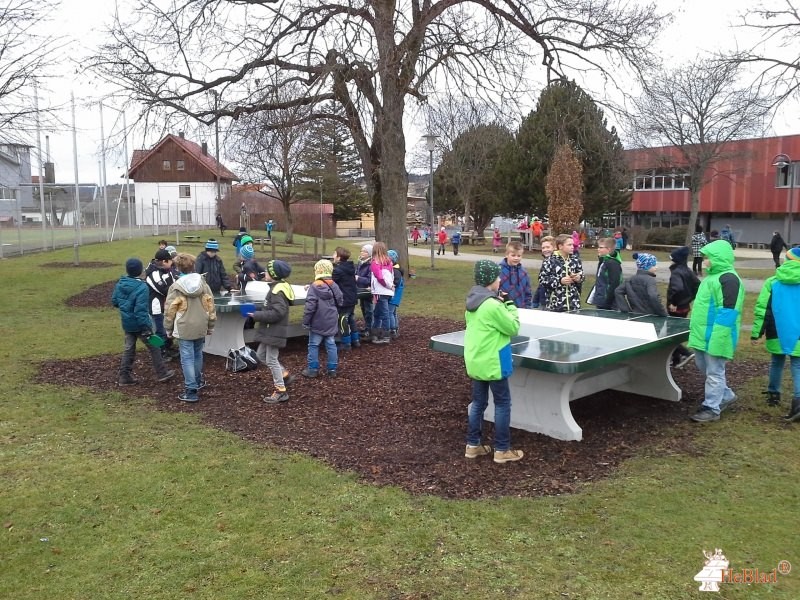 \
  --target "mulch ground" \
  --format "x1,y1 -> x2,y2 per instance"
41,282 -> 765,499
